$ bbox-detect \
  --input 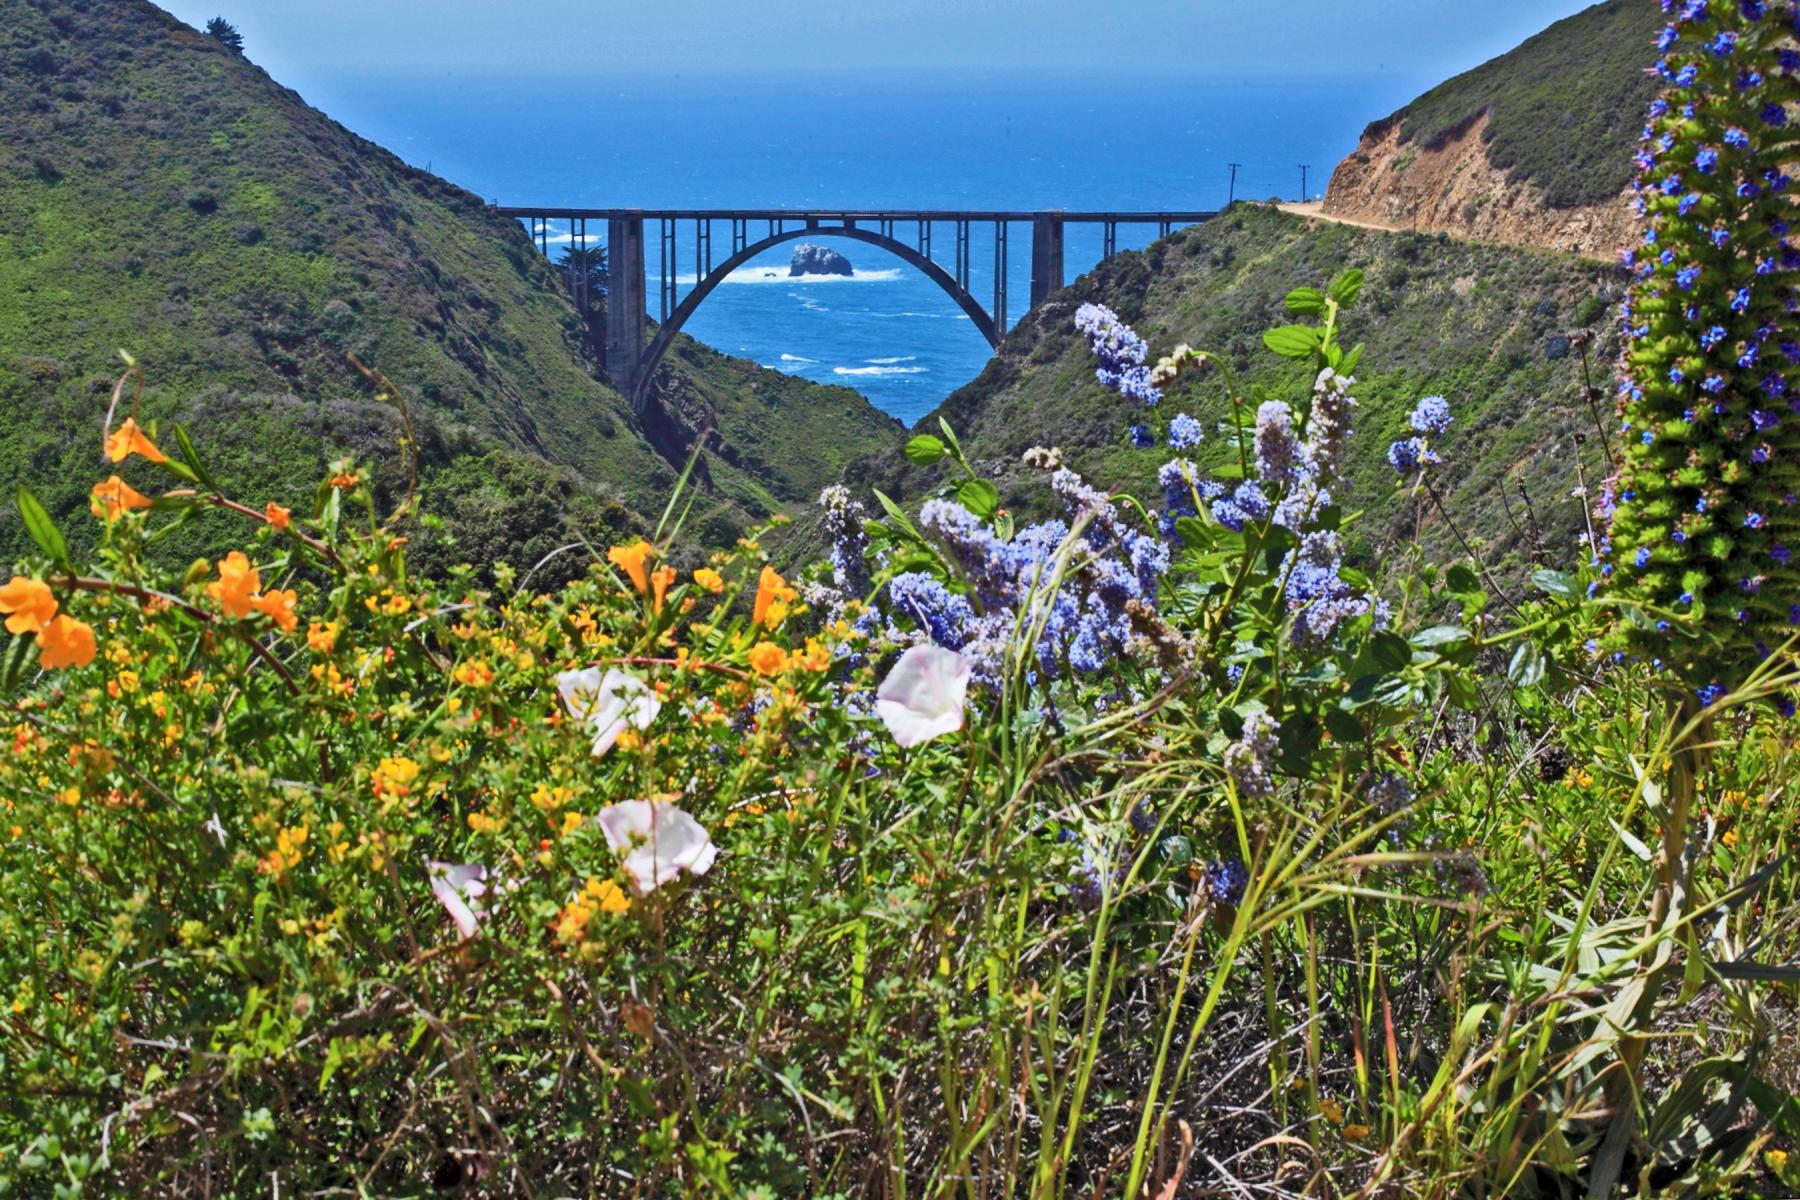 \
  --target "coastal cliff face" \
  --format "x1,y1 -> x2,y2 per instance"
1317,0 -> 1659,261
1321,112 -> 1636,260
